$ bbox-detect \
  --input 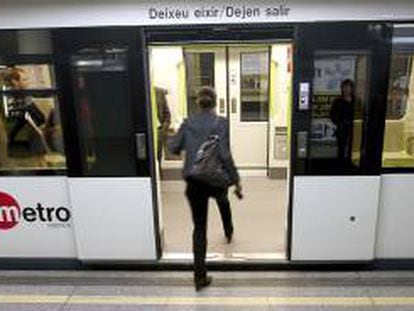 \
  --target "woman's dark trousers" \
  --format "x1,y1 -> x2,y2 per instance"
185,179 -> 233,282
